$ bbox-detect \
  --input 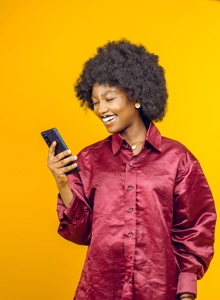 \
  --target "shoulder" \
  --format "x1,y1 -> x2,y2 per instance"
81,135 -> 112,152
75,136 -> 113,174
161,136 -> 192,153
77,135 -> 112,158
161,136 -> 199,171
